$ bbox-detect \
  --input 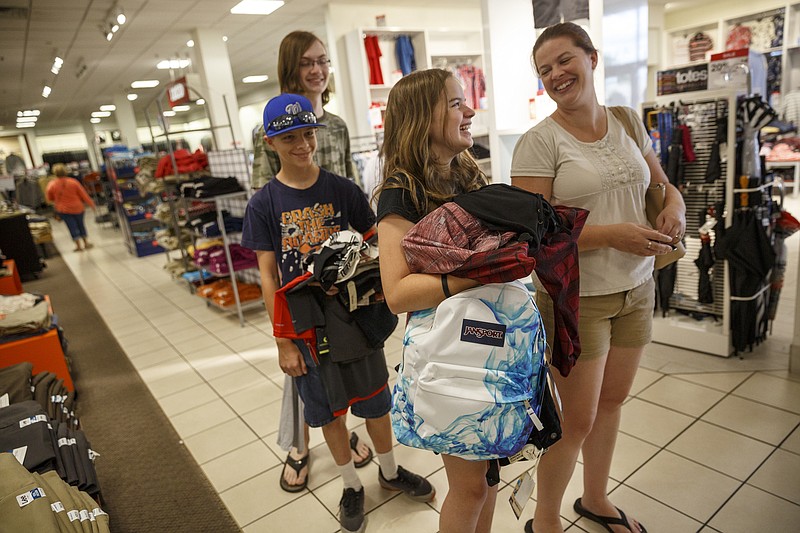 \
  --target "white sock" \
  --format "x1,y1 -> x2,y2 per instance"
338,460 -> 362,490
377,451 -> 398,480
